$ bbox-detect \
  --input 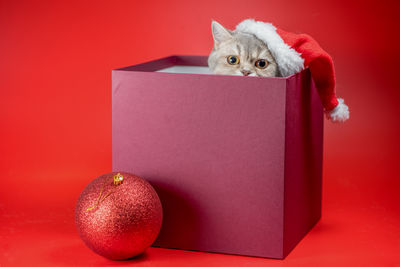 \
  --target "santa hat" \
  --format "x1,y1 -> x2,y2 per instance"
235,19 -> 349,122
